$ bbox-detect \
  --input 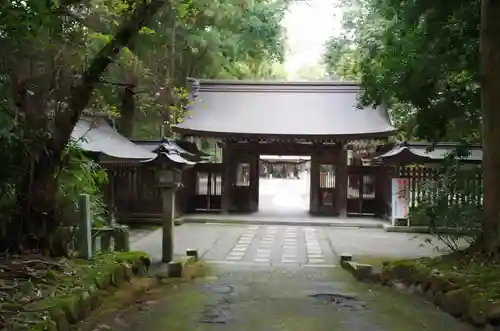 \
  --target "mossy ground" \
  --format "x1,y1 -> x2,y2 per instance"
76,264 -> 475,331
384,251 -> 500,310
0,251 -> 150,330
75,261 -> 211,331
